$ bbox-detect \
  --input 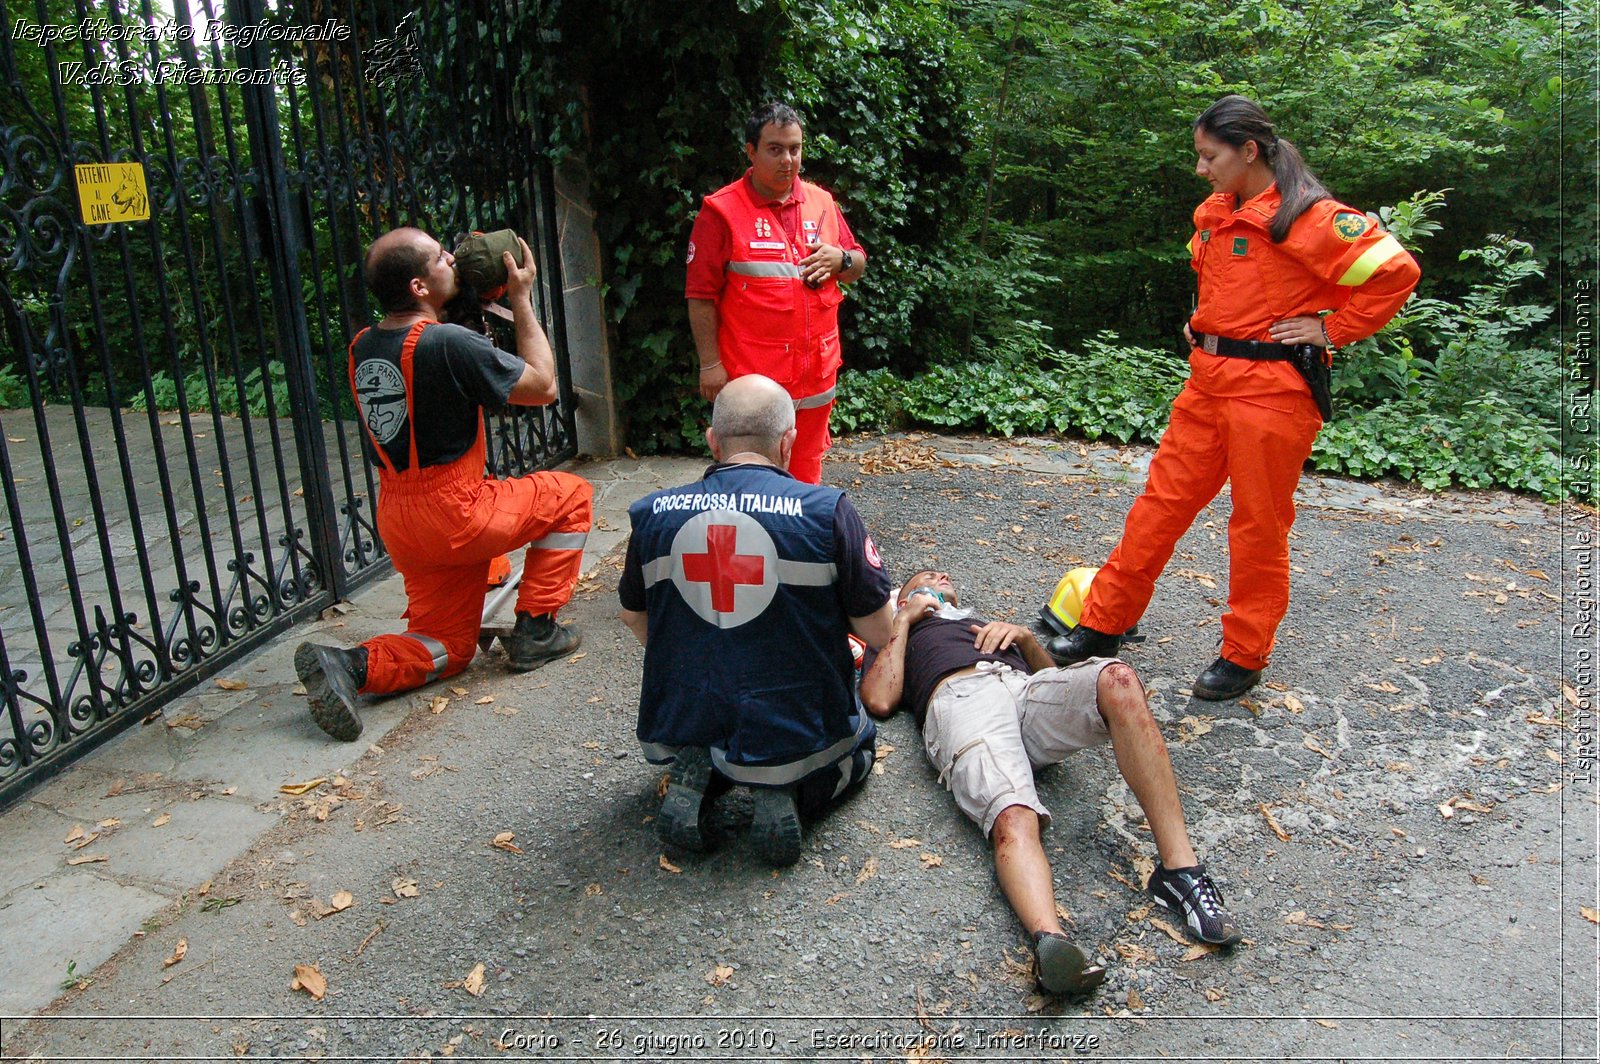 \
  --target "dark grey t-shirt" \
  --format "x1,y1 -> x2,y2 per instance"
350,323 -> 524,471
871,615 -> 1030,727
